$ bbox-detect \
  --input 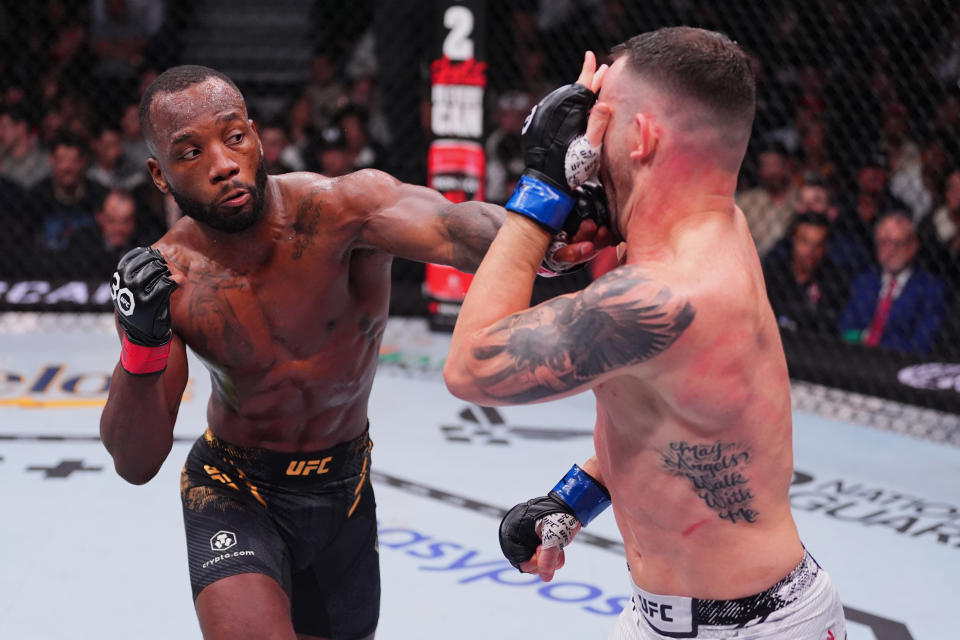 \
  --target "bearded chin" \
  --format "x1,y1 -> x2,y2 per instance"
171,160 -> 268,233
